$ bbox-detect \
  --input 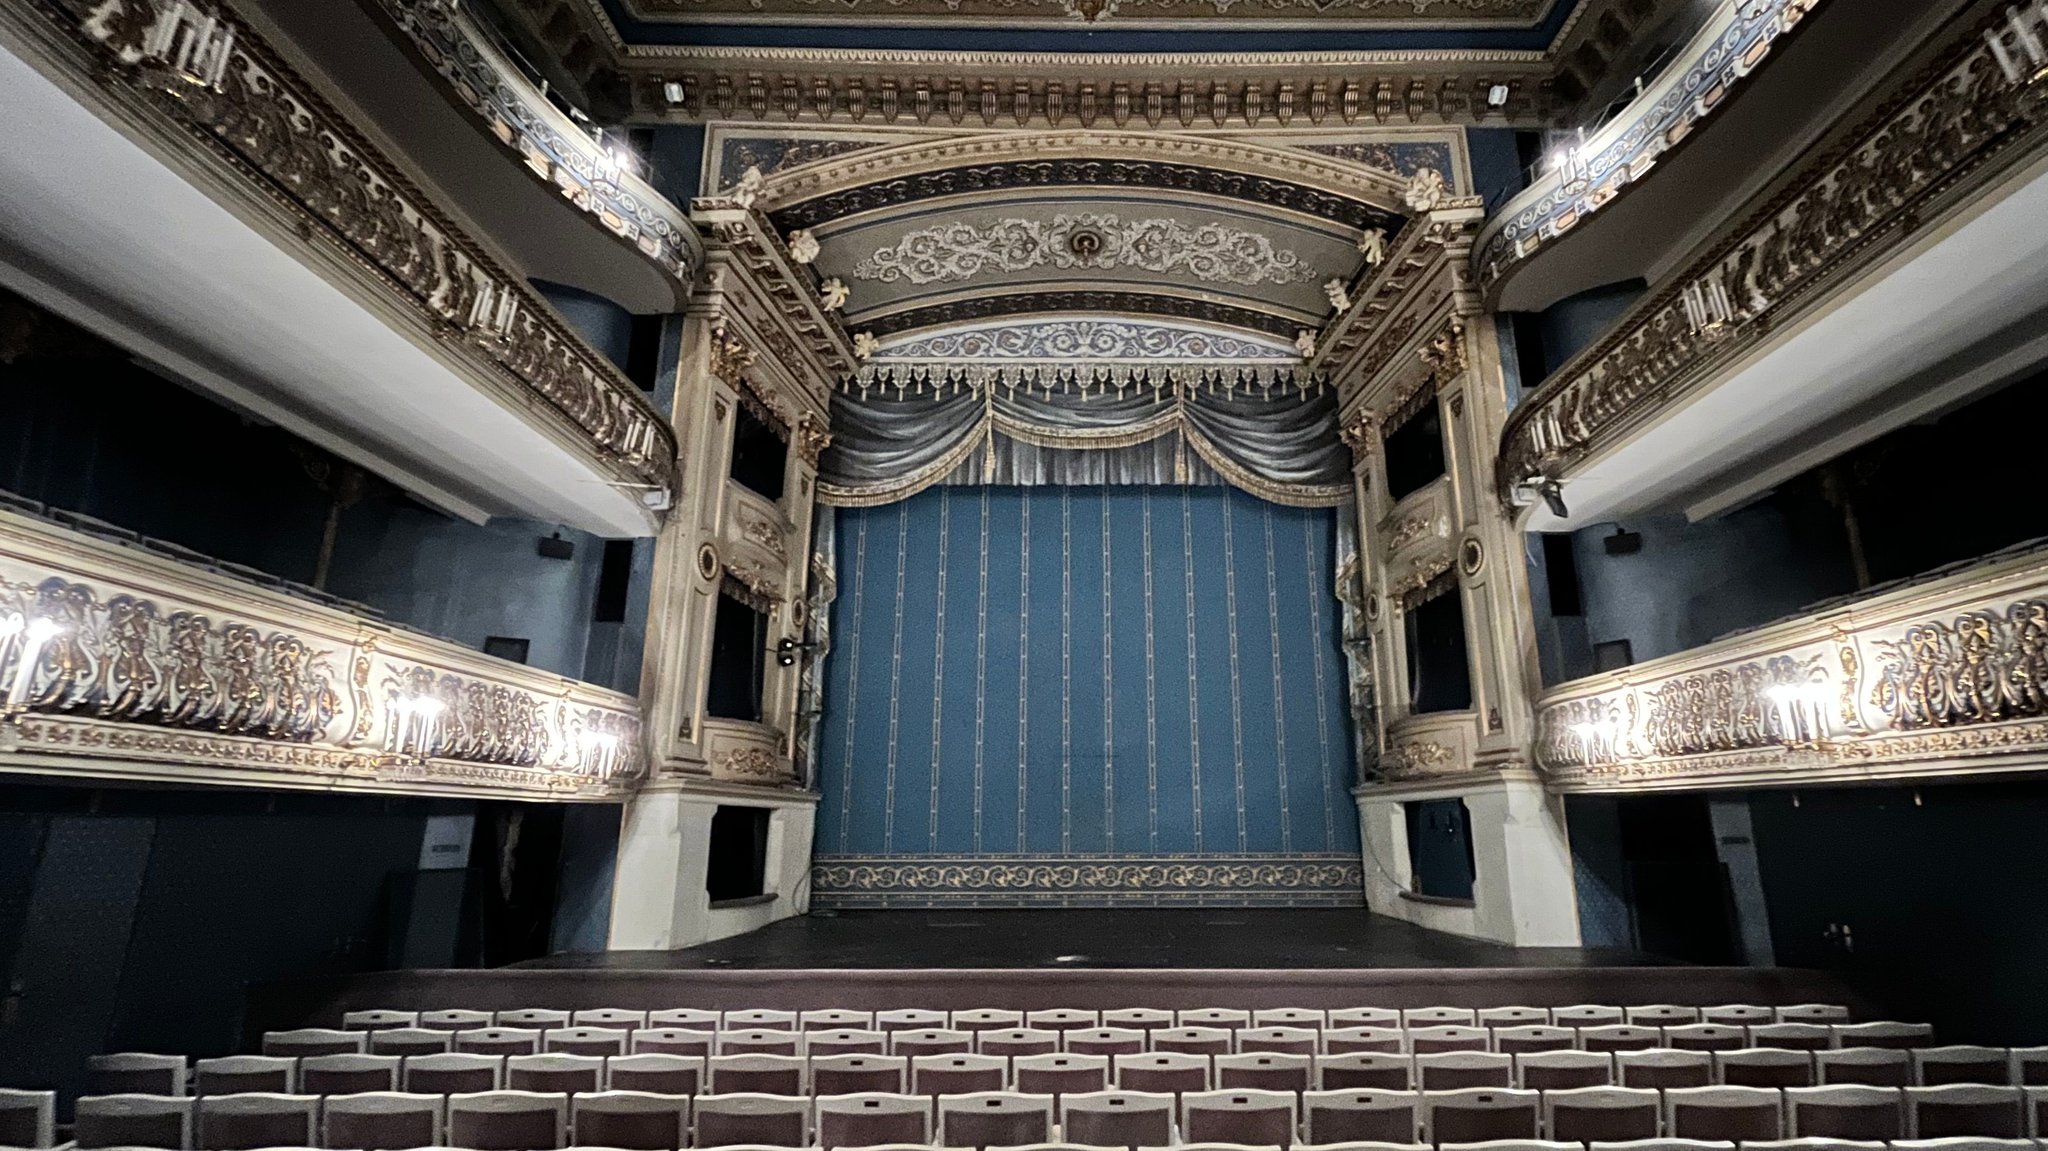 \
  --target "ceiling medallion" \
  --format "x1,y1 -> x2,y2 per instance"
1067,226 -> 1107,260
